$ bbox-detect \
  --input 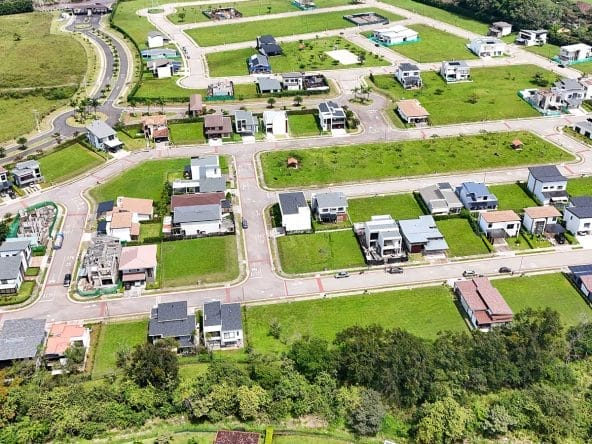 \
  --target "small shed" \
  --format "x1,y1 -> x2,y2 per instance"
511,139 -> 523,150
287,157 -> 299,169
